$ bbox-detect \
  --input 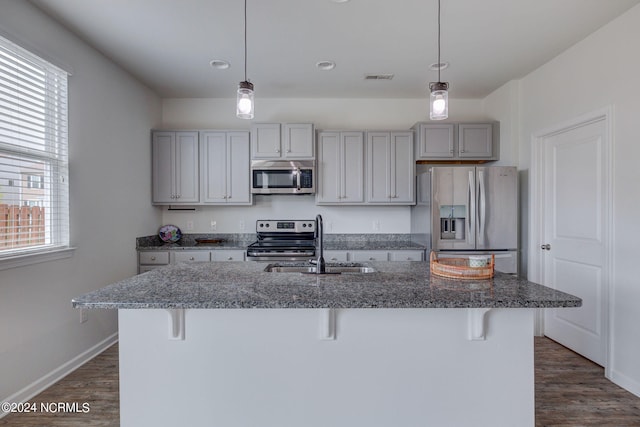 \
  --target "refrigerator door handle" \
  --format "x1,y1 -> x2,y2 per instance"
468,170 -> 476,247
478,170 -> 486,246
